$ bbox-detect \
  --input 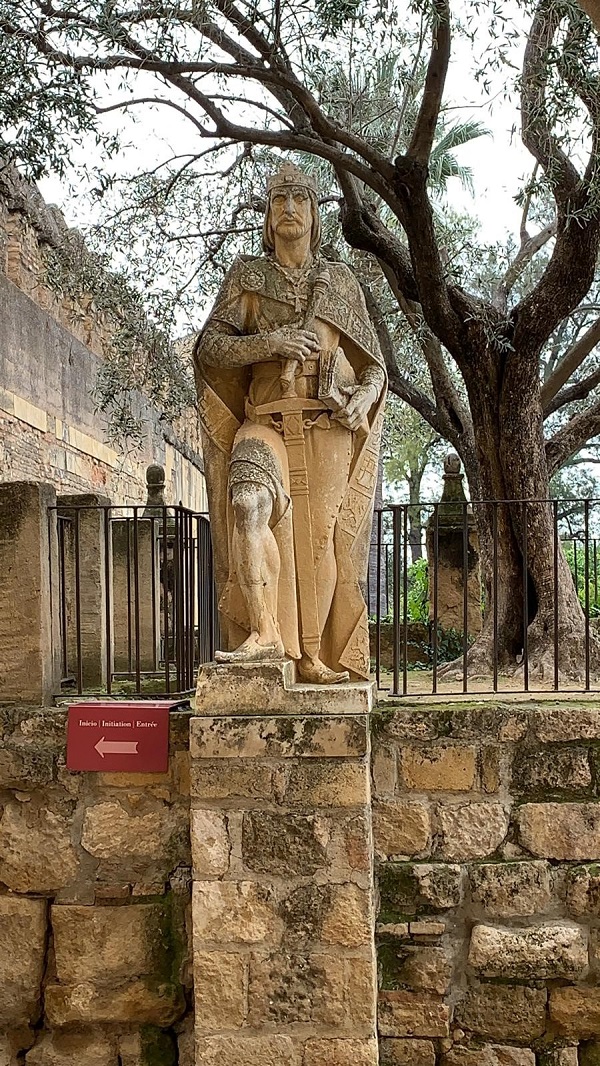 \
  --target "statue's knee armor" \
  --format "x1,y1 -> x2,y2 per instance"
231,481 -> 272,527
